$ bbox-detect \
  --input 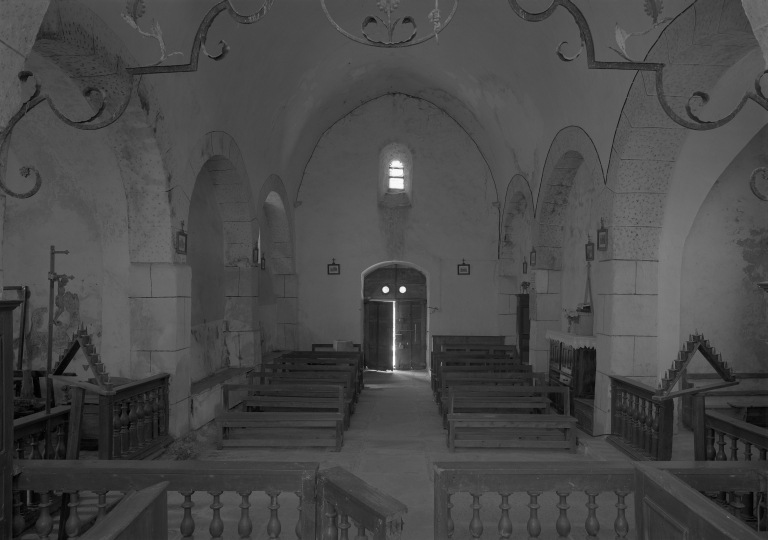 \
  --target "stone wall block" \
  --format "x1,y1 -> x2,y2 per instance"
190,387 -> 220,431
633,336 -> 659,377
603,294 -> 658,337
283,324 -> 297,350
533,269 -> 549,294
225,297 -> 255,331
597,333 -> 635,375
239,267 -> 259,297
548,166 -> 579,187
0,1 -> 51,57
694,0 -> 727,41
537,203 -> 565,226
617,127 -> 686,161
538,224 -> 563,248
271,256 -> 294,275
239,331 -> 256,365
612,226 -> 661,261
224,331 -> 240,366
497,258 -> 515,277
665,6 -> 696,61
284,274 -> 298,298
219,202 -> 251,222
223,221 -> 252,245
225,243 -> 252,267
224,267 -> 239,297
607,260 -> 638,295
277,297 -> 298,324
151,349 -> 191,405
635,261 -> 658,295
151,263 -> 192,298
273,274 -> 285,297
608,155 -> 675,194
498,314 -> 516,335
132,225 -> 176,265
663,64 -> 729,96
169,399 -> 190,438
210,168 -> 240,185
214,183 -> 247,204
129,350 -> 152,380
130,297 -> 187,352
623,79 -> 682,129
543,185 -> 572,206
129,263 -> 152,298
532,320 -> 560,351
533,247 -> 562,271
497,294 -> 512,315
536,293 -> 561,322
641,38 -> 671,96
